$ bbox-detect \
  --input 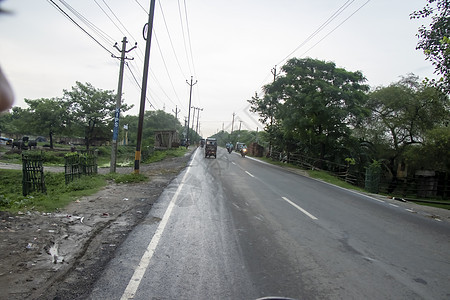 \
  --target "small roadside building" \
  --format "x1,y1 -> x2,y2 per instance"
154,130 -> 180,149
